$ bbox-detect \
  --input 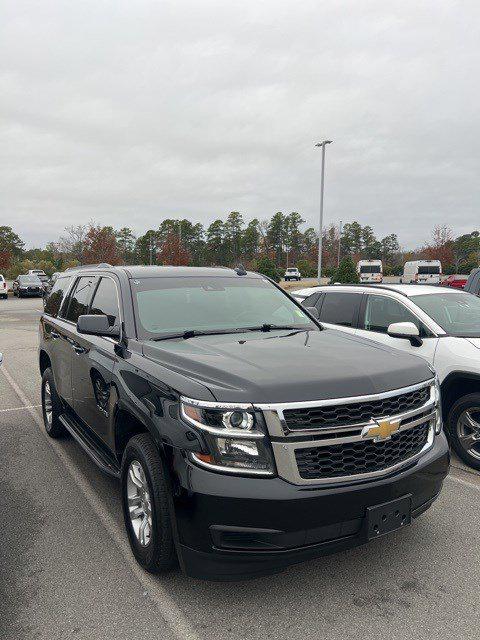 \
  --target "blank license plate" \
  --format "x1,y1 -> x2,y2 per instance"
367,495 -> 412,540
